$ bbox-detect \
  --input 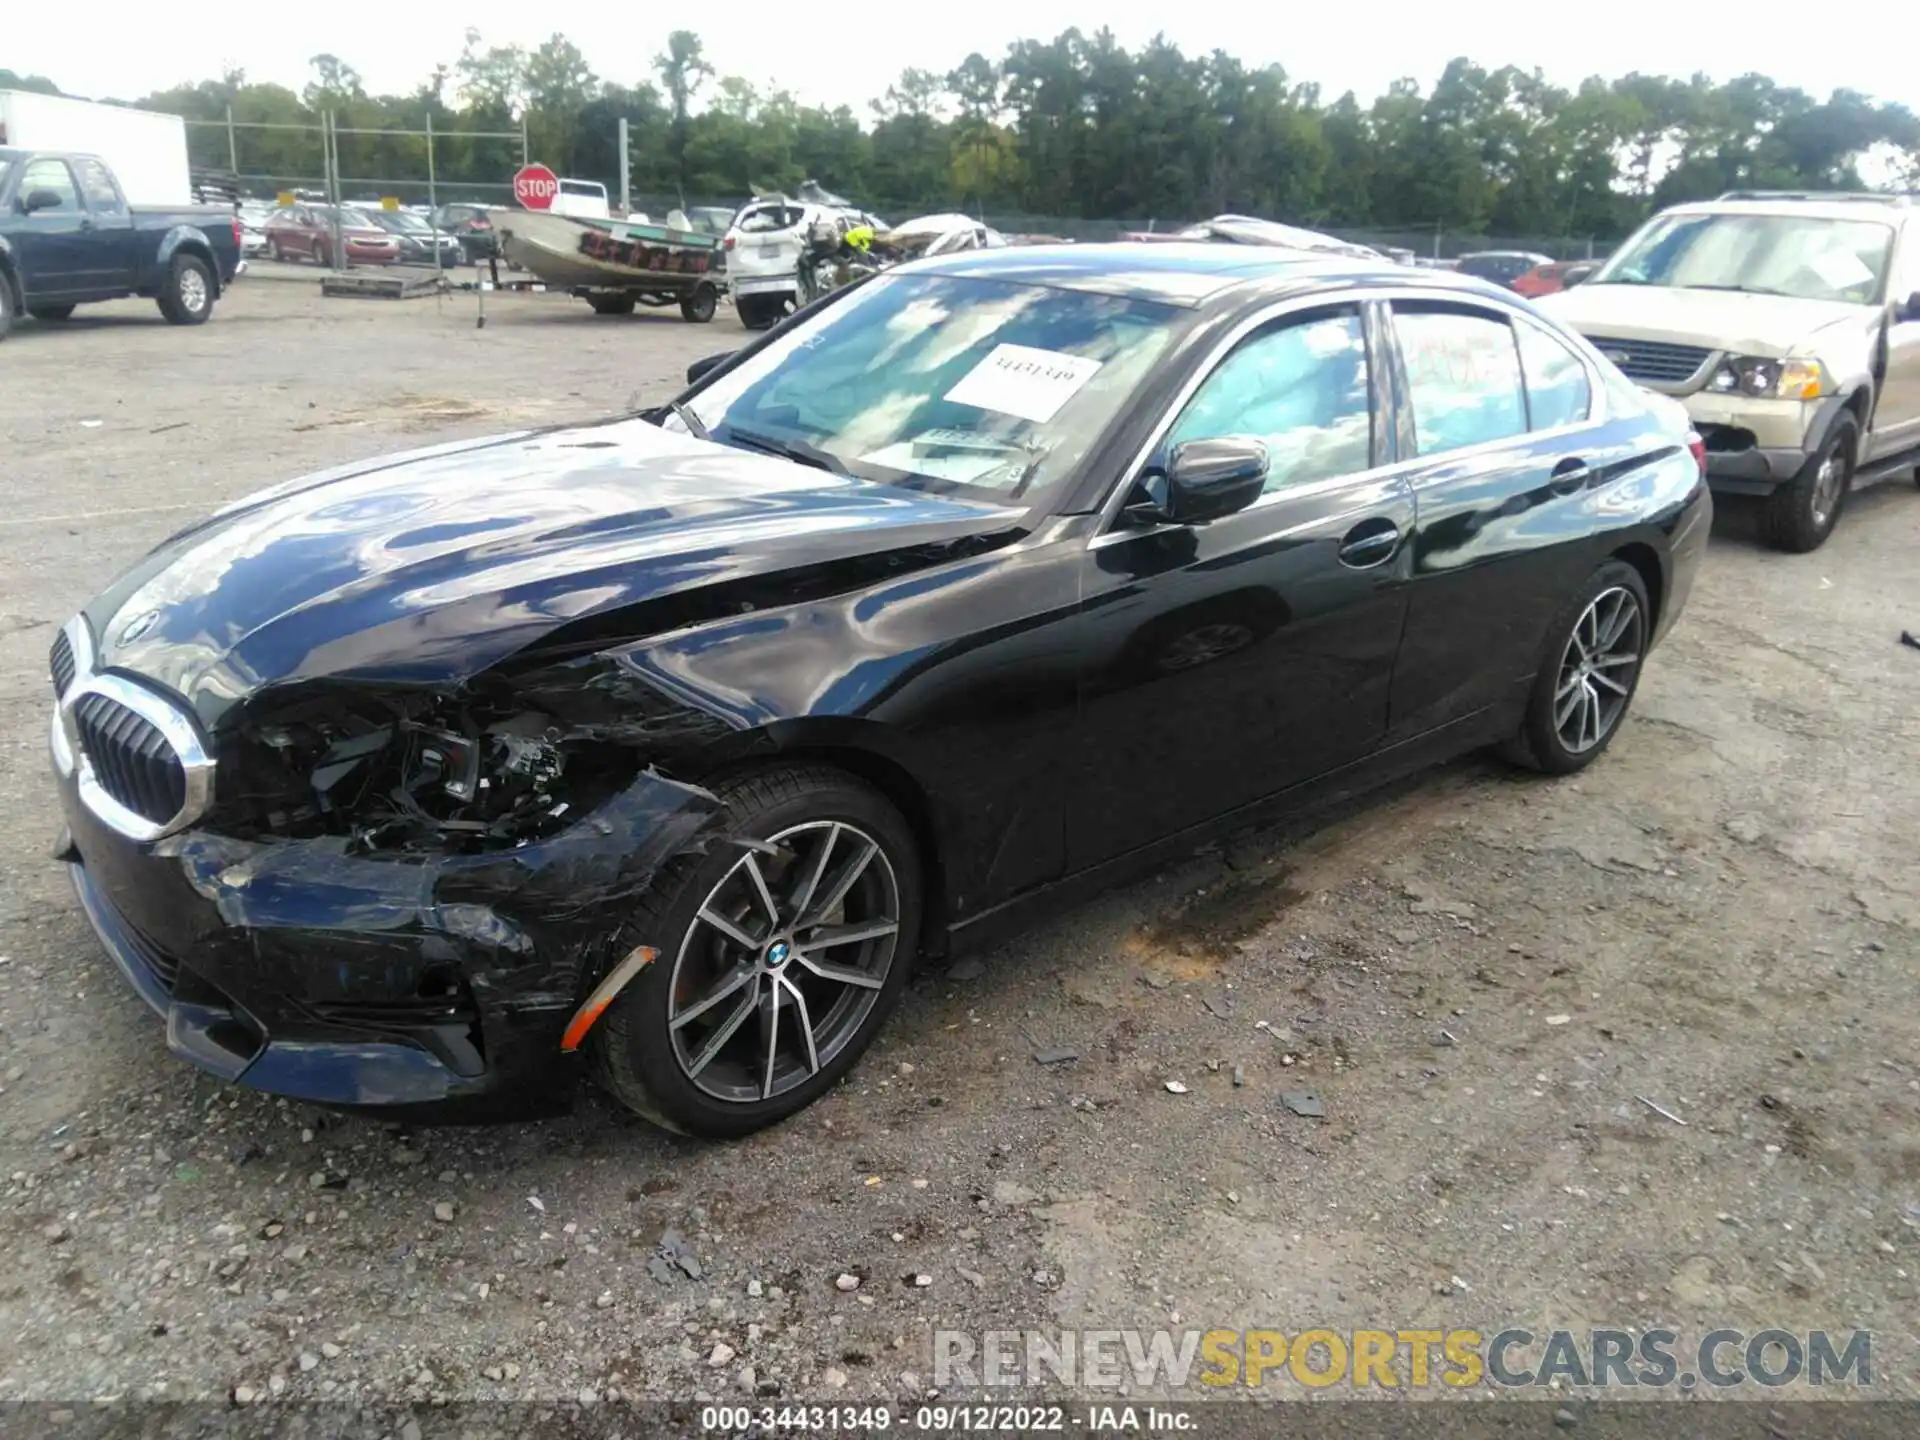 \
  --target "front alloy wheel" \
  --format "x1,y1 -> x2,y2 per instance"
591,766 -> 920,1137
668,819 -> 901,1104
